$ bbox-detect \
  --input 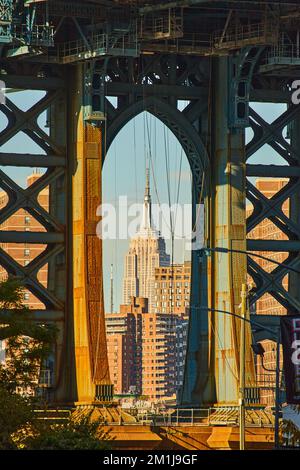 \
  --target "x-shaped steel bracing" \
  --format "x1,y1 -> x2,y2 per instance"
0,86 -> 66,314
246,104 -> 300,312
